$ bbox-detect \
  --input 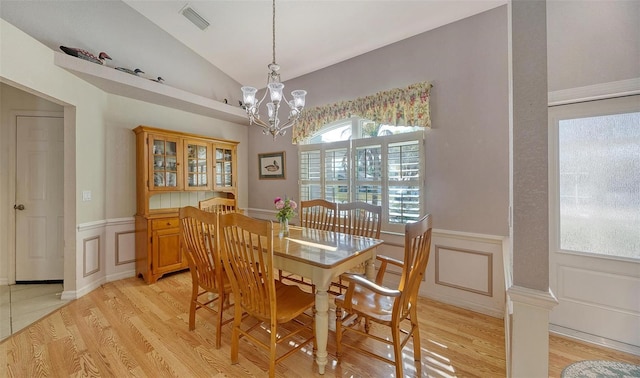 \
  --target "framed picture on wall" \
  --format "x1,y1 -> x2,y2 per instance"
258,151 -> 286,179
